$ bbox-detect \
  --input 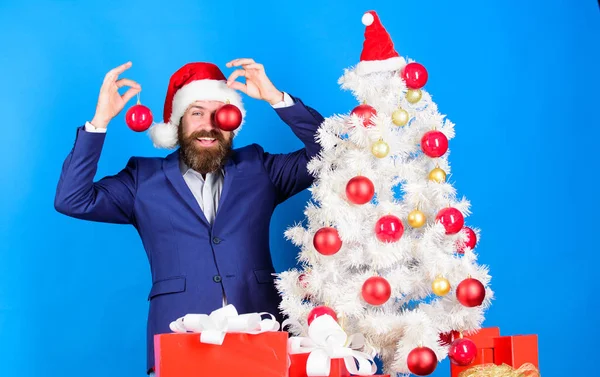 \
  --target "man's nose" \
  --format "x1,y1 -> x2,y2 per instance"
197,112 -> 218,131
